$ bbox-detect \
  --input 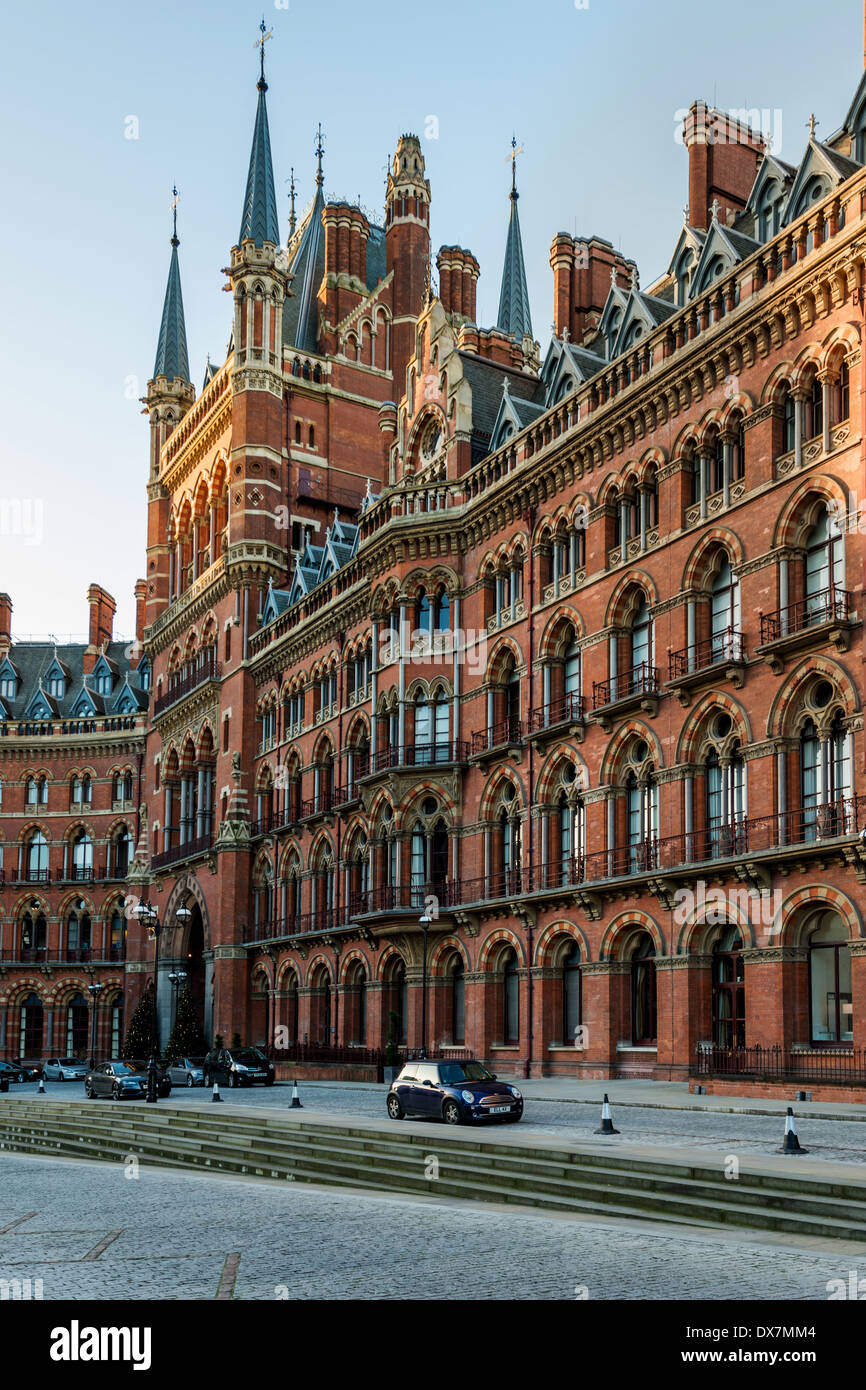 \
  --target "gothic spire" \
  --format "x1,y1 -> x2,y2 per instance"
496,136 -> 533,340
153,186 -> 190,382
238,22 -> 280,247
